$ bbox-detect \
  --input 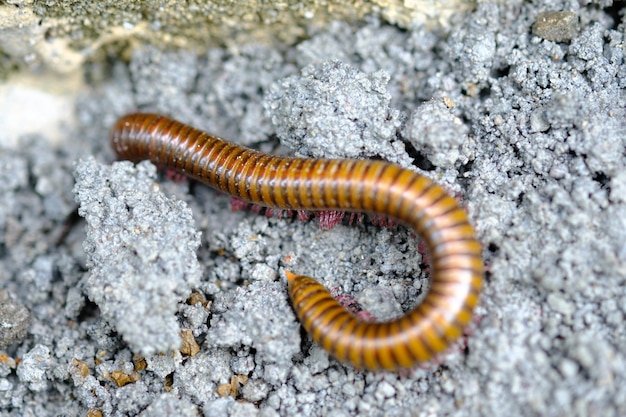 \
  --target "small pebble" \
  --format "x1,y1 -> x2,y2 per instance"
532,11 -> 578,42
